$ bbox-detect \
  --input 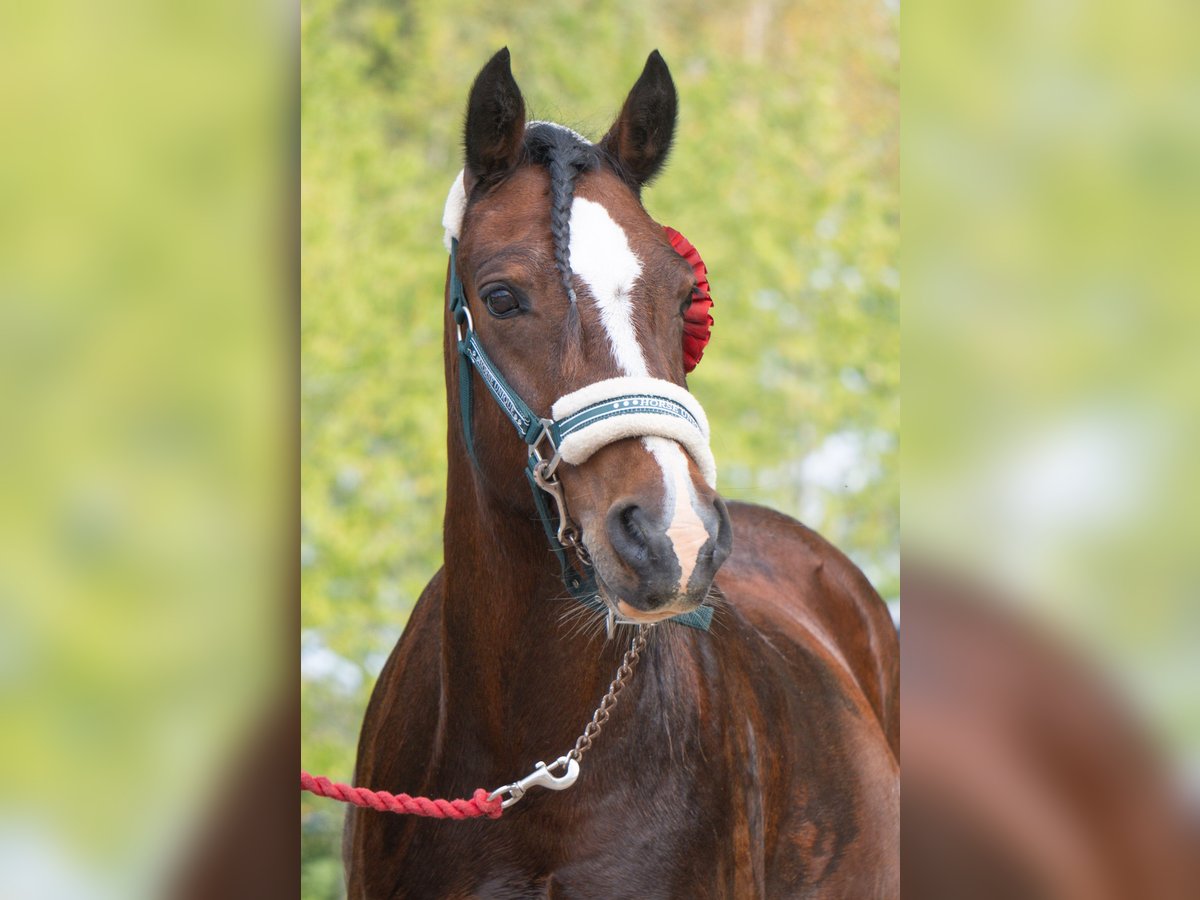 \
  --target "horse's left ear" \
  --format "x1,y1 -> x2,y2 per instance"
601,50 -> 678,189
